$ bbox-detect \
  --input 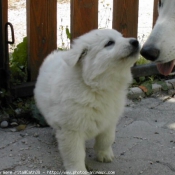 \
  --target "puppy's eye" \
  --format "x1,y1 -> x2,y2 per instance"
104,40 -> 115,47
